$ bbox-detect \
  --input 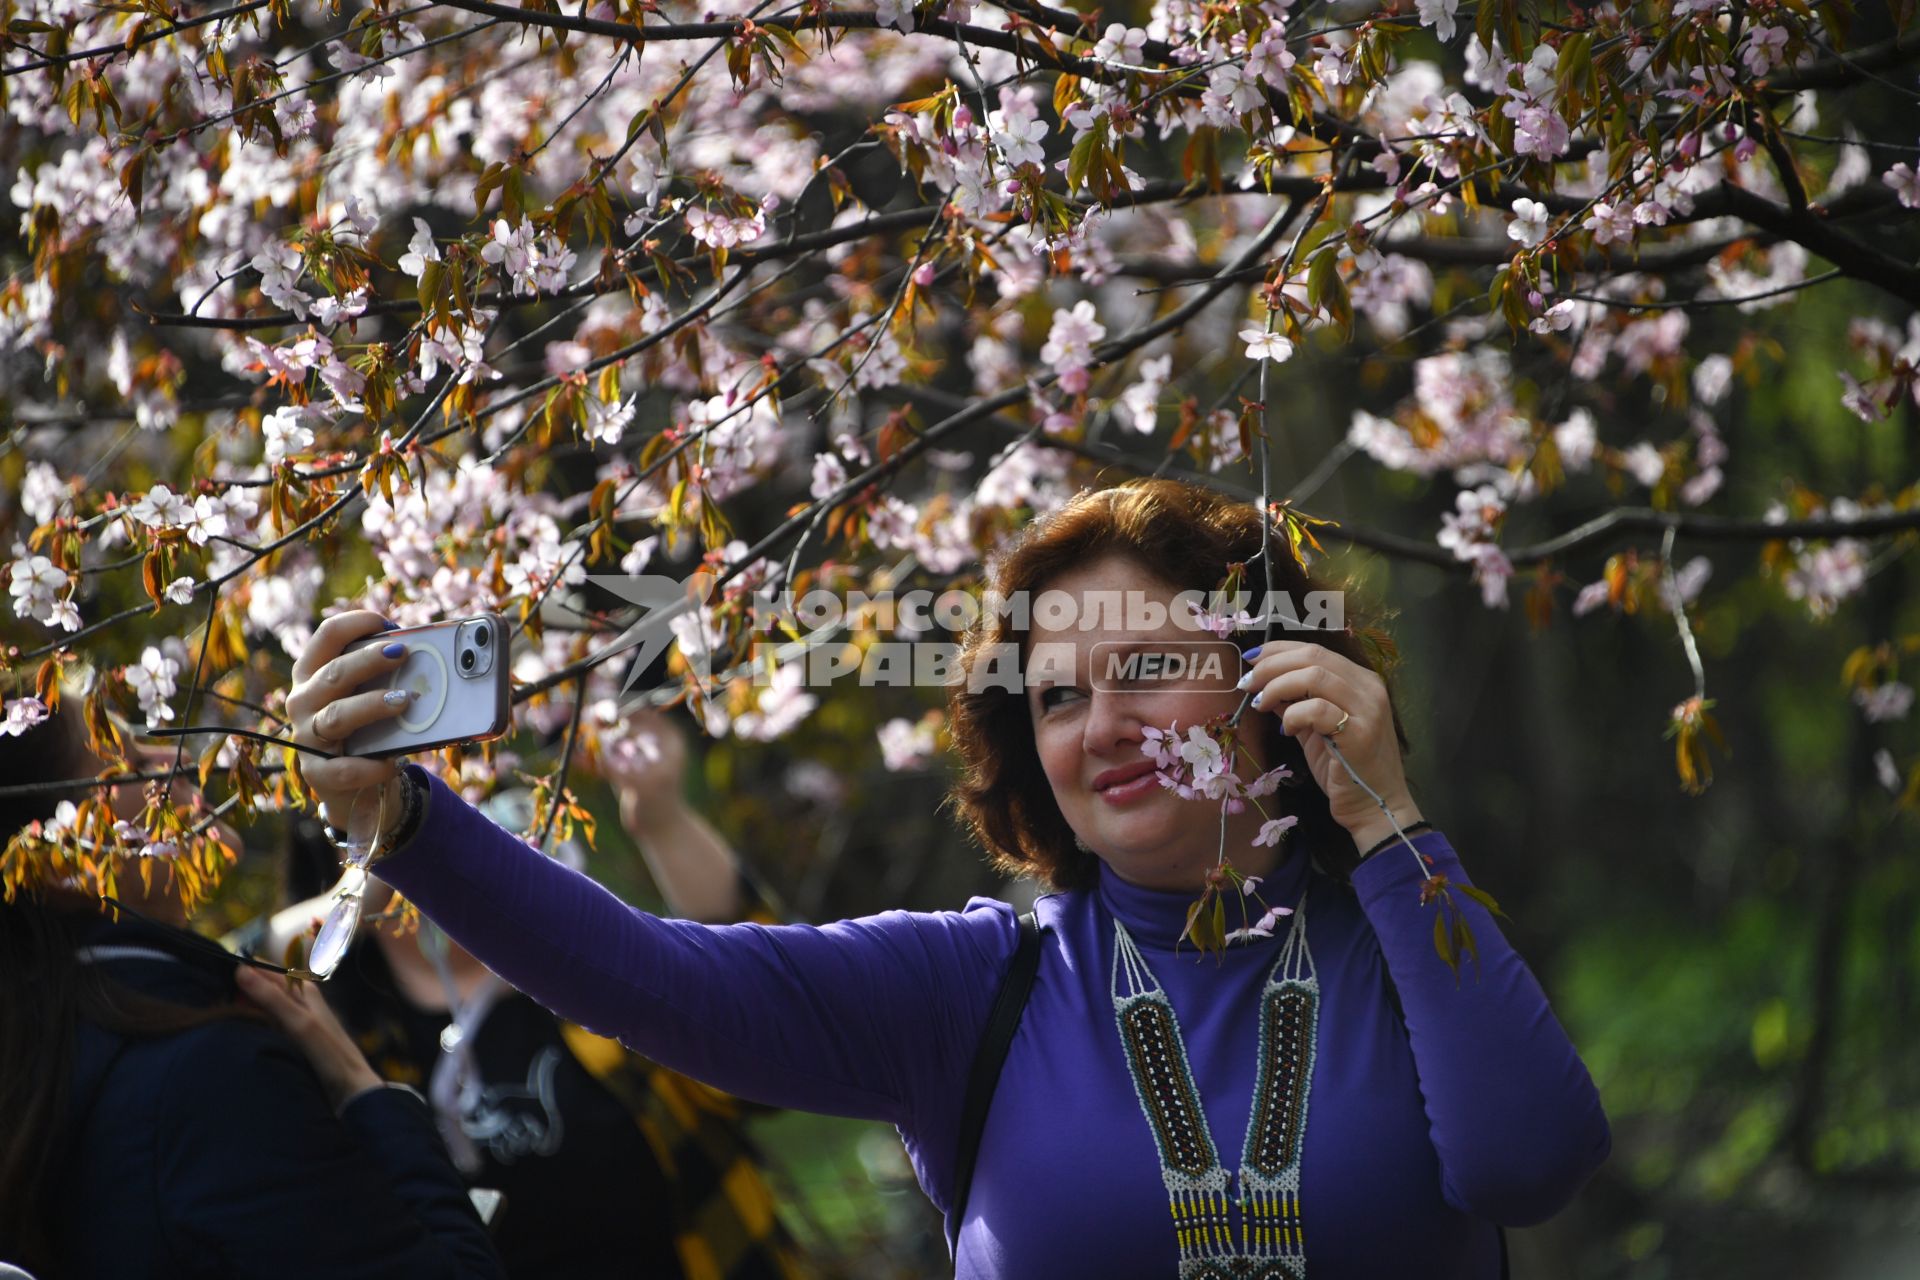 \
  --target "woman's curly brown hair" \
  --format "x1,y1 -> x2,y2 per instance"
944,477 -> 1408,893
